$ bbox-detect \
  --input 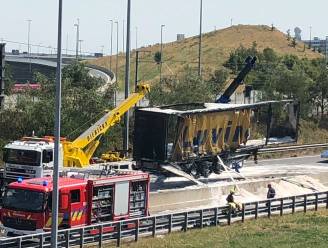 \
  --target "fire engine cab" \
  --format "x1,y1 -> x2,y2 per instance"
0,171 -> 150,236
